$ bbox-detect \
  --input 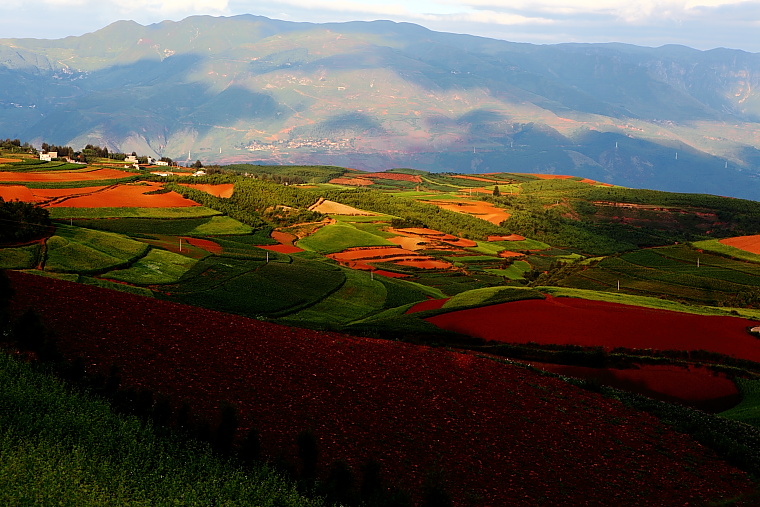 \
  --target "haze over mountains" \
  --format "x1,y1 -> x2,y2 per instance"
1,14 -> 759,199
